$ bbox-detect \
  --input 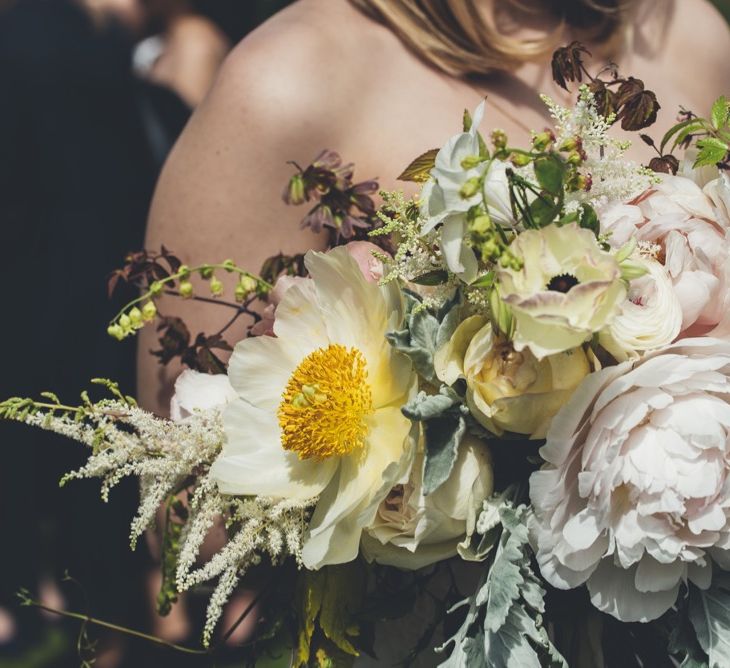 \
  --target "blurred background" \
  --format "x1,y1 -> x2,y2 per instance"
0,1 -> 728,667
0,1 -> 292,666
